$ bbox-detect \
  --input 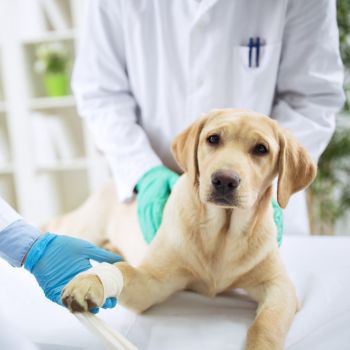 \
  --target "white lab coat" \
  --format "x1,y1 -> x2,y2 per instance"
72,0 -> 344,235
0,198 -> 21,231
